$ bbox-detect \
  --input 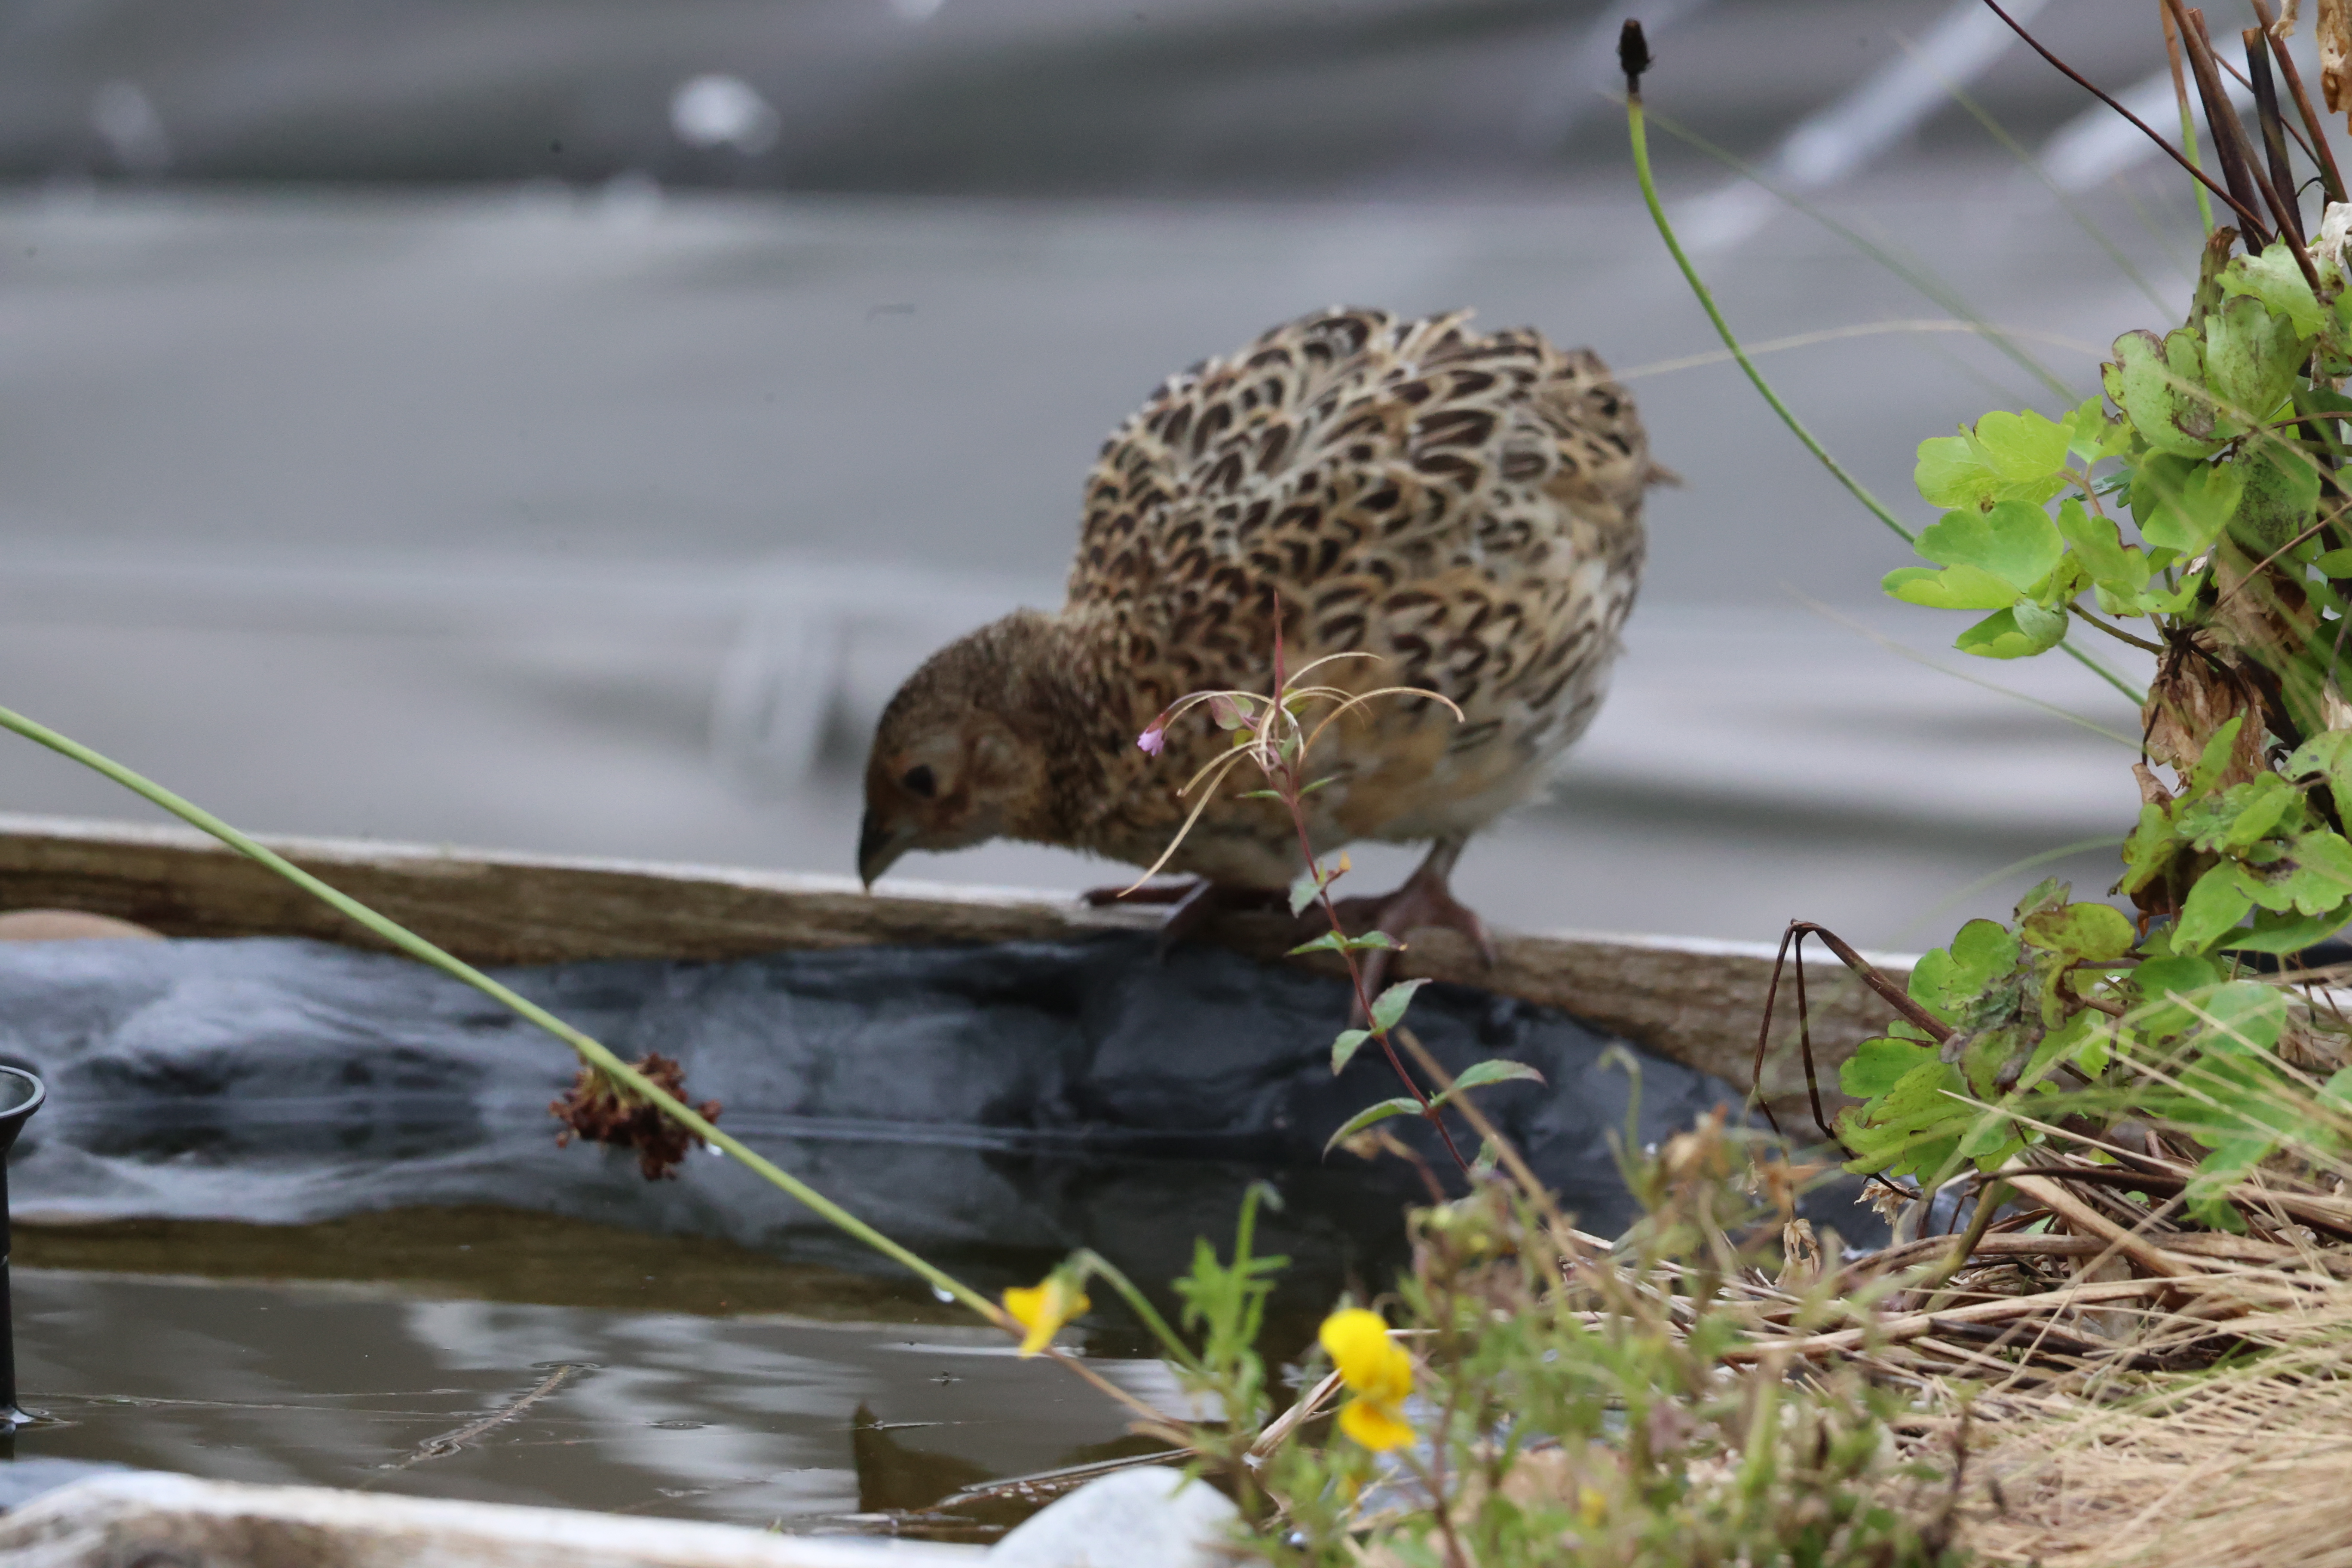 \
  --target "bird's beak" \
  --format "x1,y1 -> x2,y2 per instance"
858,808 -> 913,889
